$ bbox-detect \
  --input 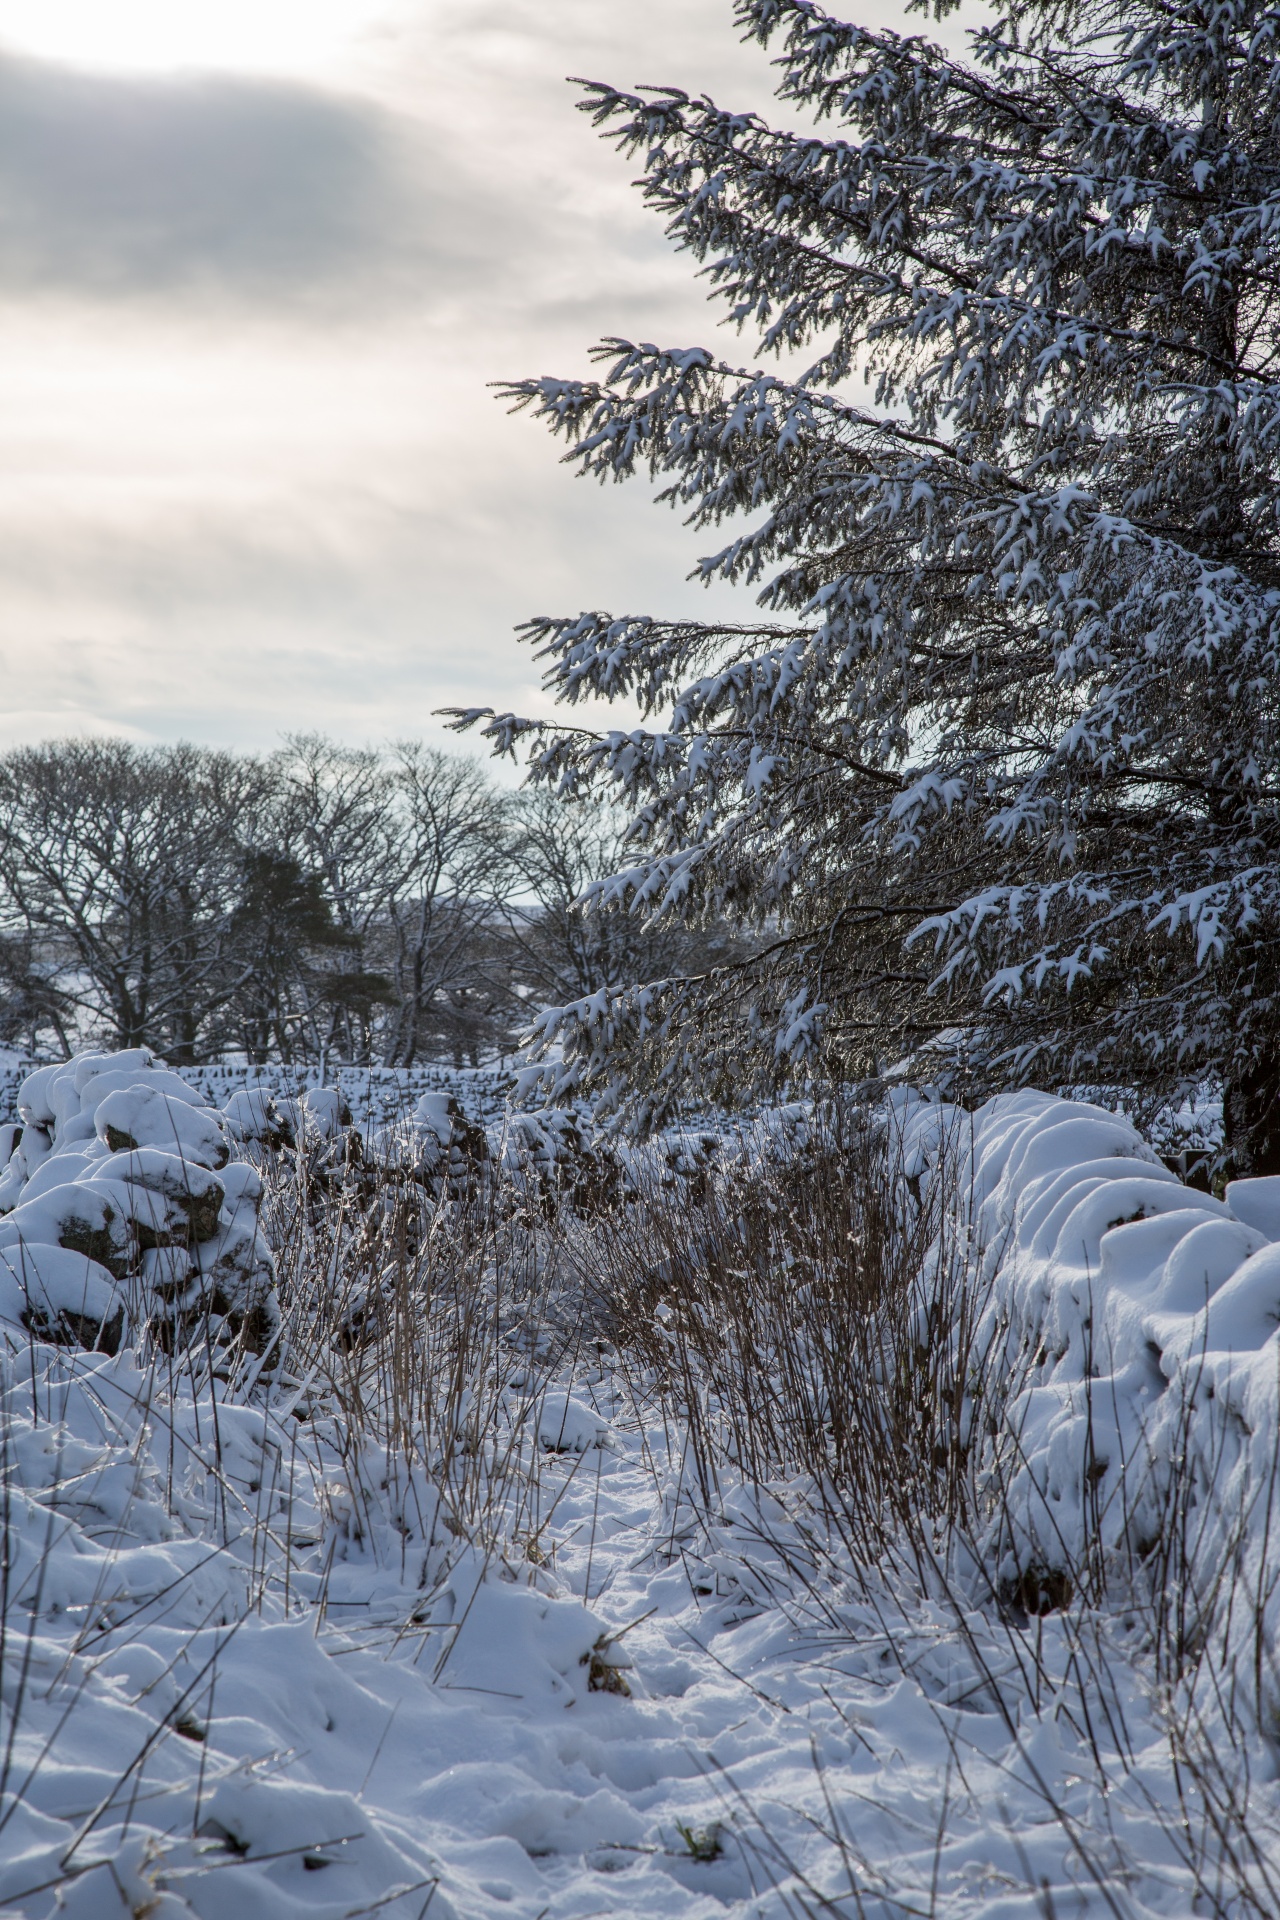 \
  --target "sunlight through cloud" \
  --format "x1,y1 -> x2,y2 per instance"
0,0 -> 396,76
